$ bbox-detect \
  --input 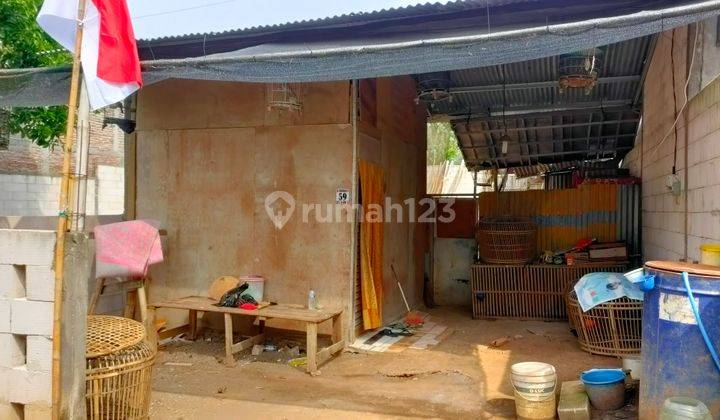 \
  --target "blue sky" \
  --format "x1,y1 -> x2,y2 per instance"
126,0 -> 434,40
